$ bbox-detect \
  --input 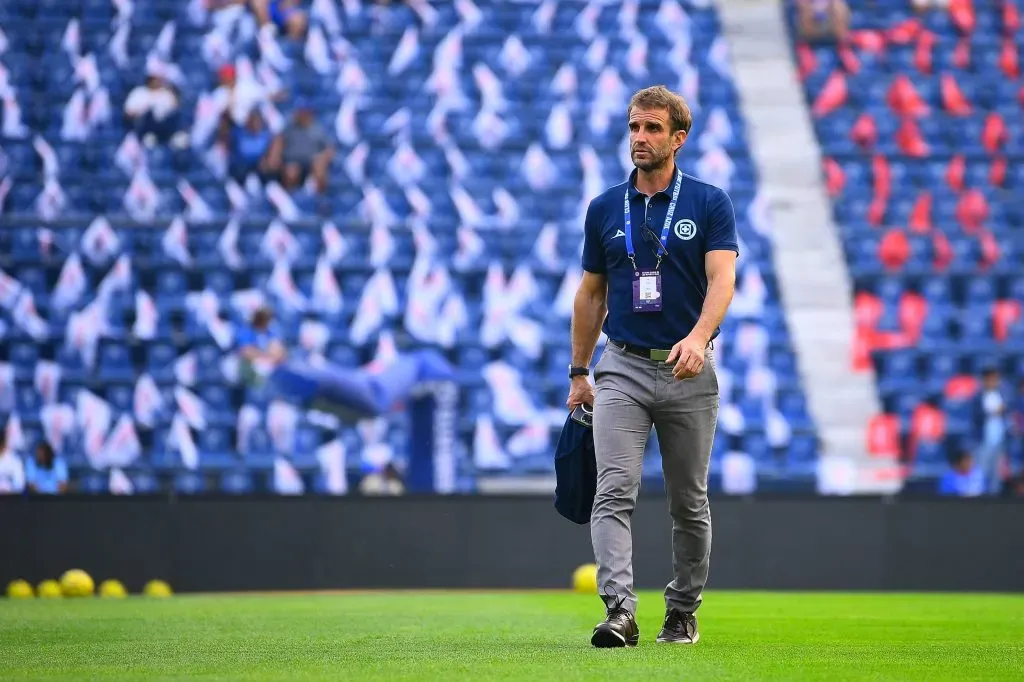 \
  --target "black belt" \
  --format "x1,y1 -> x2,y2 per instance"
609,338 -> 714,362
609,339 -> 671,362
